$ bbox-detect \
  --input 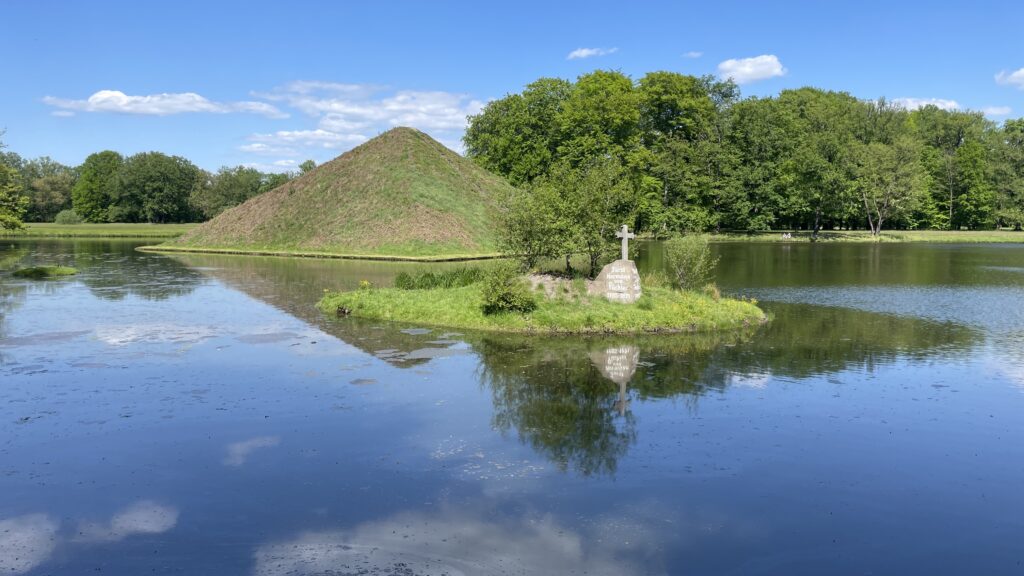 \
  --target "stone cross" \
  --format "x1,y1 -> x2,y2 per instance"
615,225 -> 635,261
